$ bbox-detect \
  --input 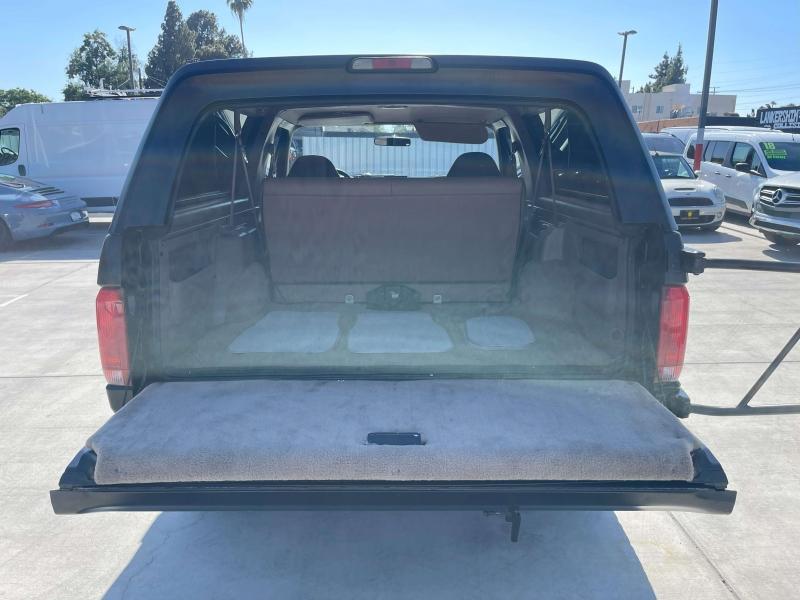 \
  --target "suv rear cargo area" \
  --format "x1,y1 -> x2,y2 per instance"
52,56 -> 736,517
